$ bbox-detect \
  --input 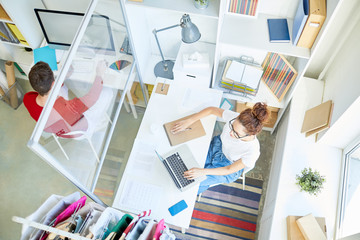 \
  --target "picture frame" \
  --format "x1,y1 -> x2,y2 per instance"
261,52 -> 298,102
